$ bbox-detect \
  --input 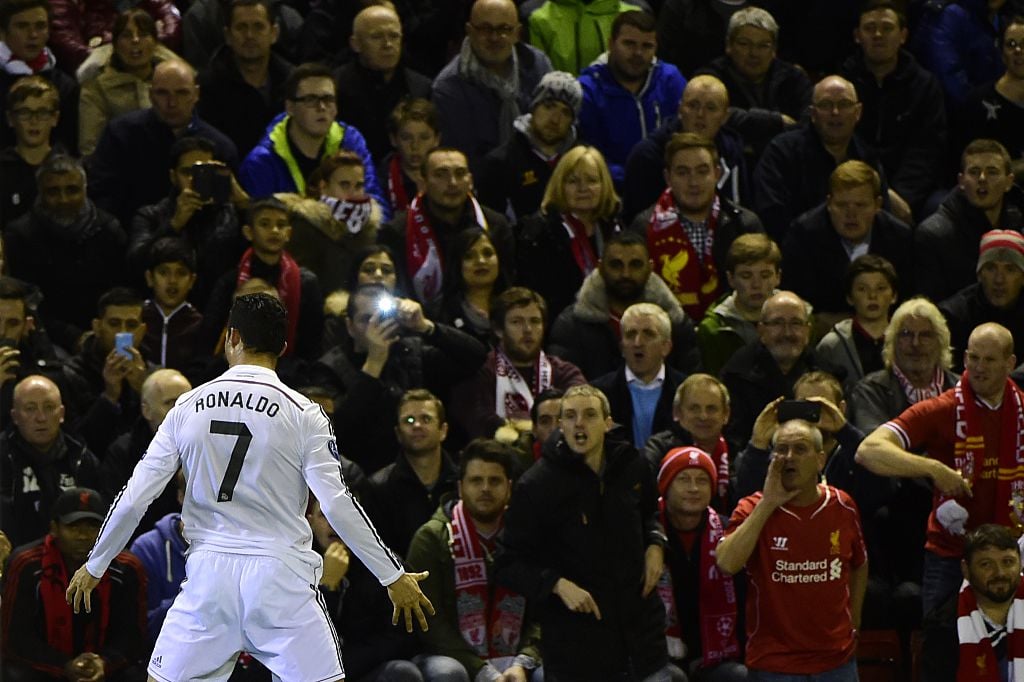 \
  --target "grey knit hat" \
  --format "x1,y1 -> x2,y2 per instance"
530,71 -> 583,117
